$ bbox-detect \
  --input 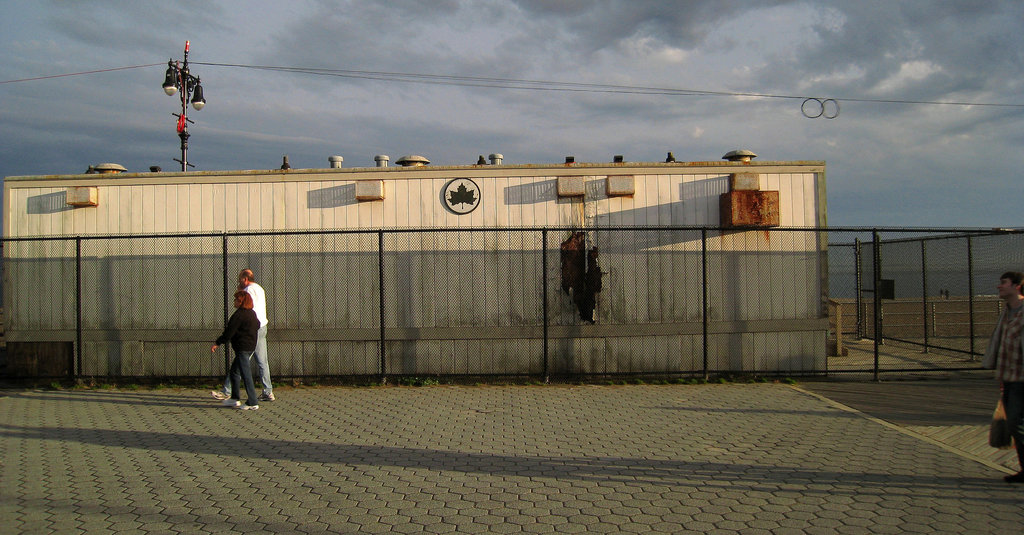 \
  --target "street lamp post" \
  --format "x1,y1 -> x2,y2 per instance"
162,40 -> 206,171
